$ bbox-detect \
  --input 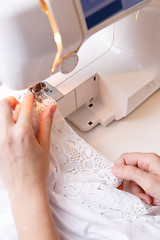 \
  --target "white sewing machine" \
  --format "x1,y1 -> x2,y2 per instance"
0,0 -> 160,161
